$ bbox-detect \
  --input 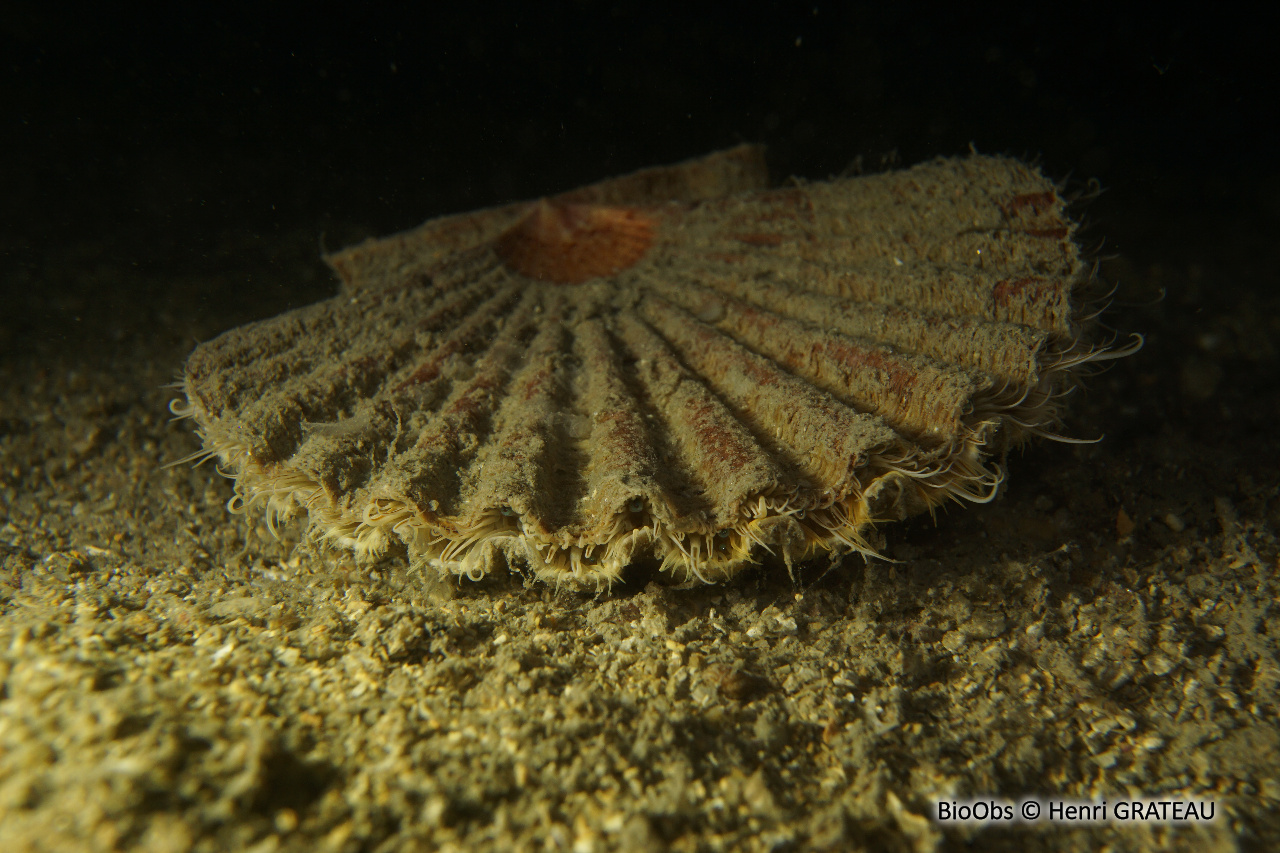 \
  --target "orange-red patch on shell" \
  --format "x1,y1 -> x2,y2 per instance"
495,201 -> 655,285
